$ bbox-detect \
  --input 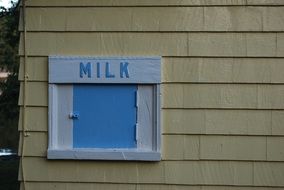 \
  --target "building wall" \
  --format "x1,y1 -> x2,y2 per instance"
18,0 -> 284,189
